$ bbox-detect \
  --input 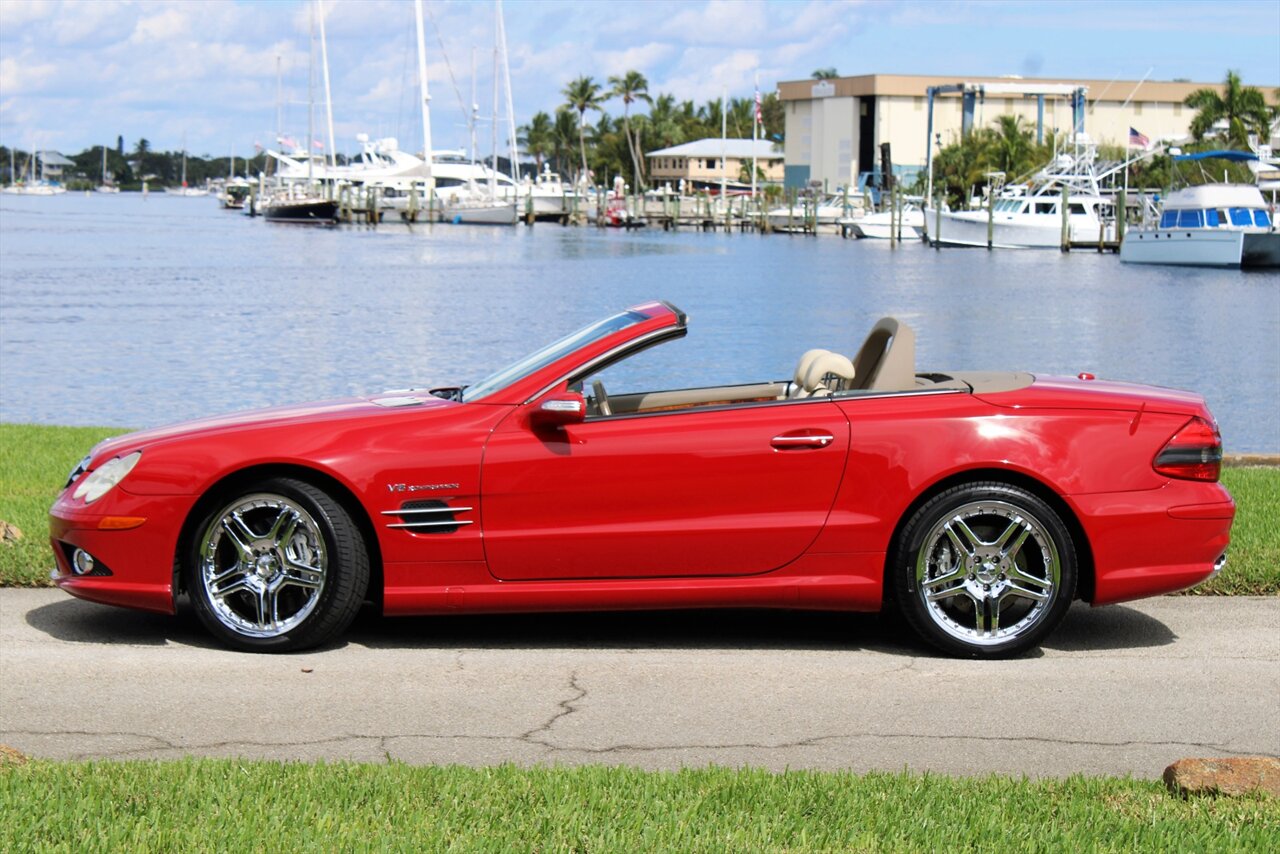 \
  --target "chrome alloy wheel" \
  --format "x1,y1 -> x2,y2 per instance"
914,500 -> 1060,646
198,494 -> 328,639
